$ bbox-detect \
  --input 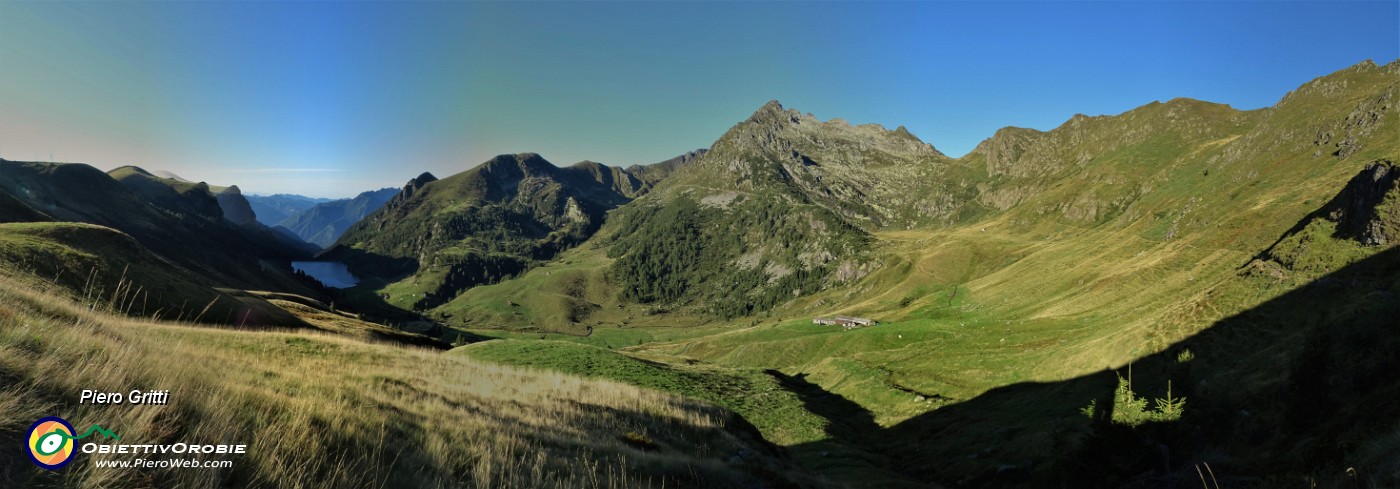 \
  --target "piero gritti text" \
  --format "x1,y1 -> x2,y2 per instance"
80,389 -> 171,405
